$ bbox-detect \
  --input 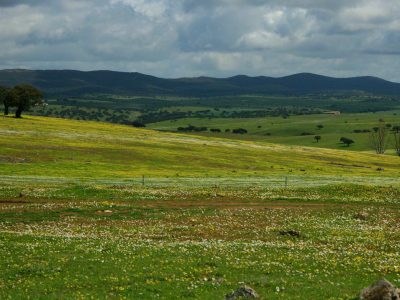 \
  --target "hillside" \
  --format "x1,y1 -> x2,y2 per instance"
1,69 -> 400,97
1,115 -> 399,178
148,110 -> 400,152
